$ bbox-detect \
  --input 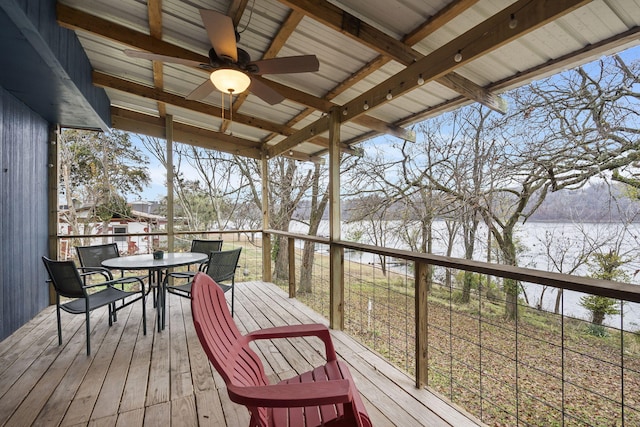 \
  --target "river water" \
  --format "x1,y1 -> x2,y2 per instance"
290,220 -> 640,331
